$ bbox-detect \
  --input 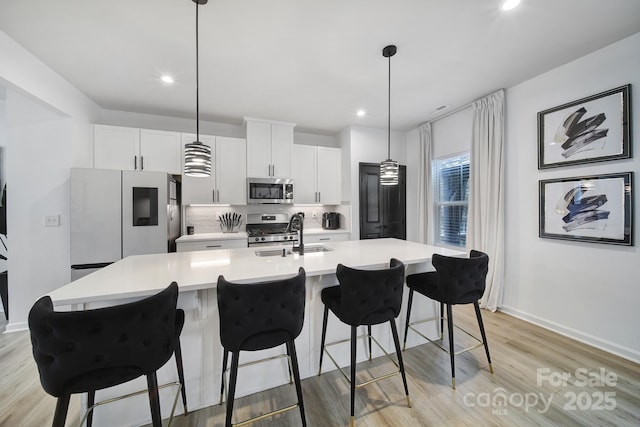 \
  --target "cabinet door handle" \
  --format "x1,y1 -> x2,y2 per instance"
318,191 -> 321,203
140,156 -> 144,170
212,190 -> 216,202
206,245 -> 222,248
217,189 -> 220,202
319,237 -> 330,241
134,155 -> 137,170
